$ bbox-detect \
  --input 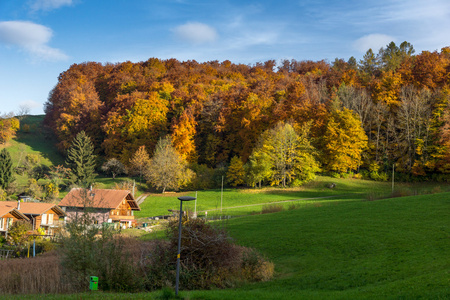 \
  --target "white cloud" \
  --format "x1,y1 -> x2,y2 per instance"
29,0 -> 73,12
353,34 -> 396,53
19,100 -> 41,110
0,21 -> 68,61
173,22 -> 218,44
